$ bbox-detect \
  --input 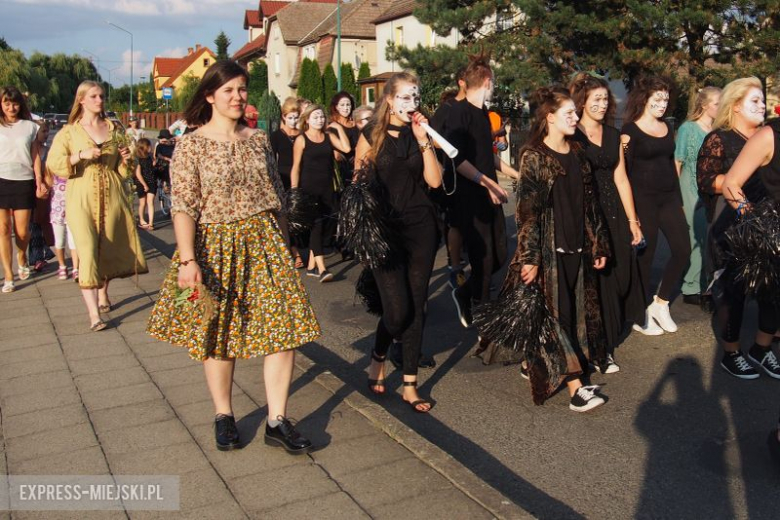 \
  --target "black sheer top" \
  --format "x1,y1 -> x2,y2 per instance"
362,123 -> 435,222
269,129 -> 297,189
621,121 -> 677,193
696,129 -> 765,221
